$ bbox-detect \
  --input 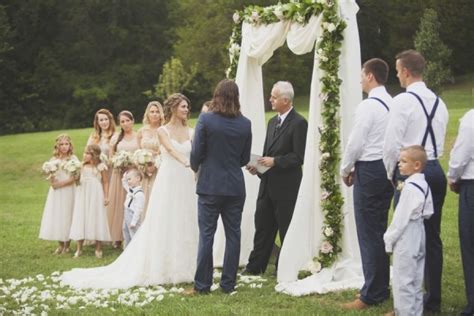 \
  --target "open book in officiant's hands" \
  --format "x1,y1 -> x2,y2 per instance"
247,154 -> 271,174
